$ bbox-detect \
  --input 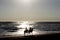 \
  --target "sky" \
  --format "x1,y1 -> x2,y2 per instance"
0,0 -> 60,21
